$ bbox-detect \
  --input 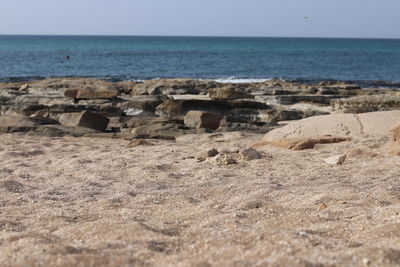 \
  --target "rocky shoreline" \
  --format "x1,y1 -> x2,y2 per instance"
1,77 -> 400,139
